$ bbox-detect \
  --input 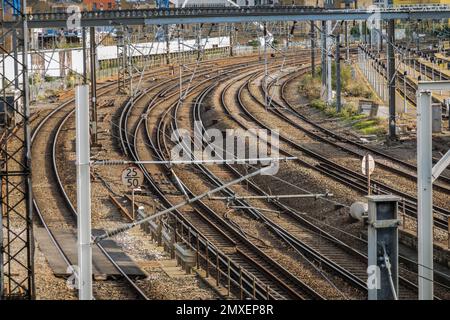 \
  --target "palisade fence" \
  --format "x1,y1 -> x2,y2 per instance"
29,42 -> 309,102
